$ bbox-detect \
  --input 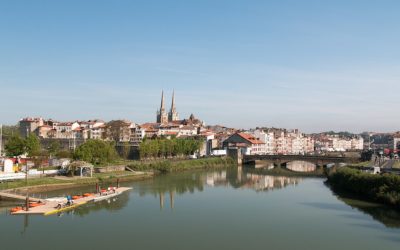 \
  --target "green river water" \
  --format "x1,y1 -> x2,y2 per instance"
1,167 -> 400,250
